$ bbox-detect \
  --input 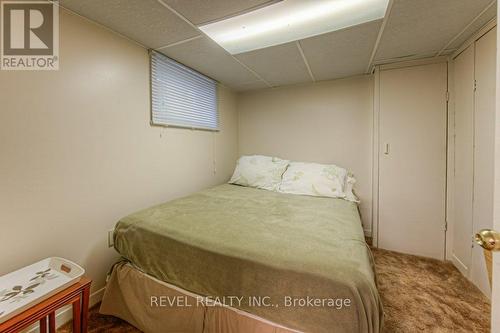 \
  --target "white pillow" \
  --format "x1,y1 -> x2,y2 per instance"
229,155 -> 290,191
344,173 -> 360,203
279,162 -> 348,198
